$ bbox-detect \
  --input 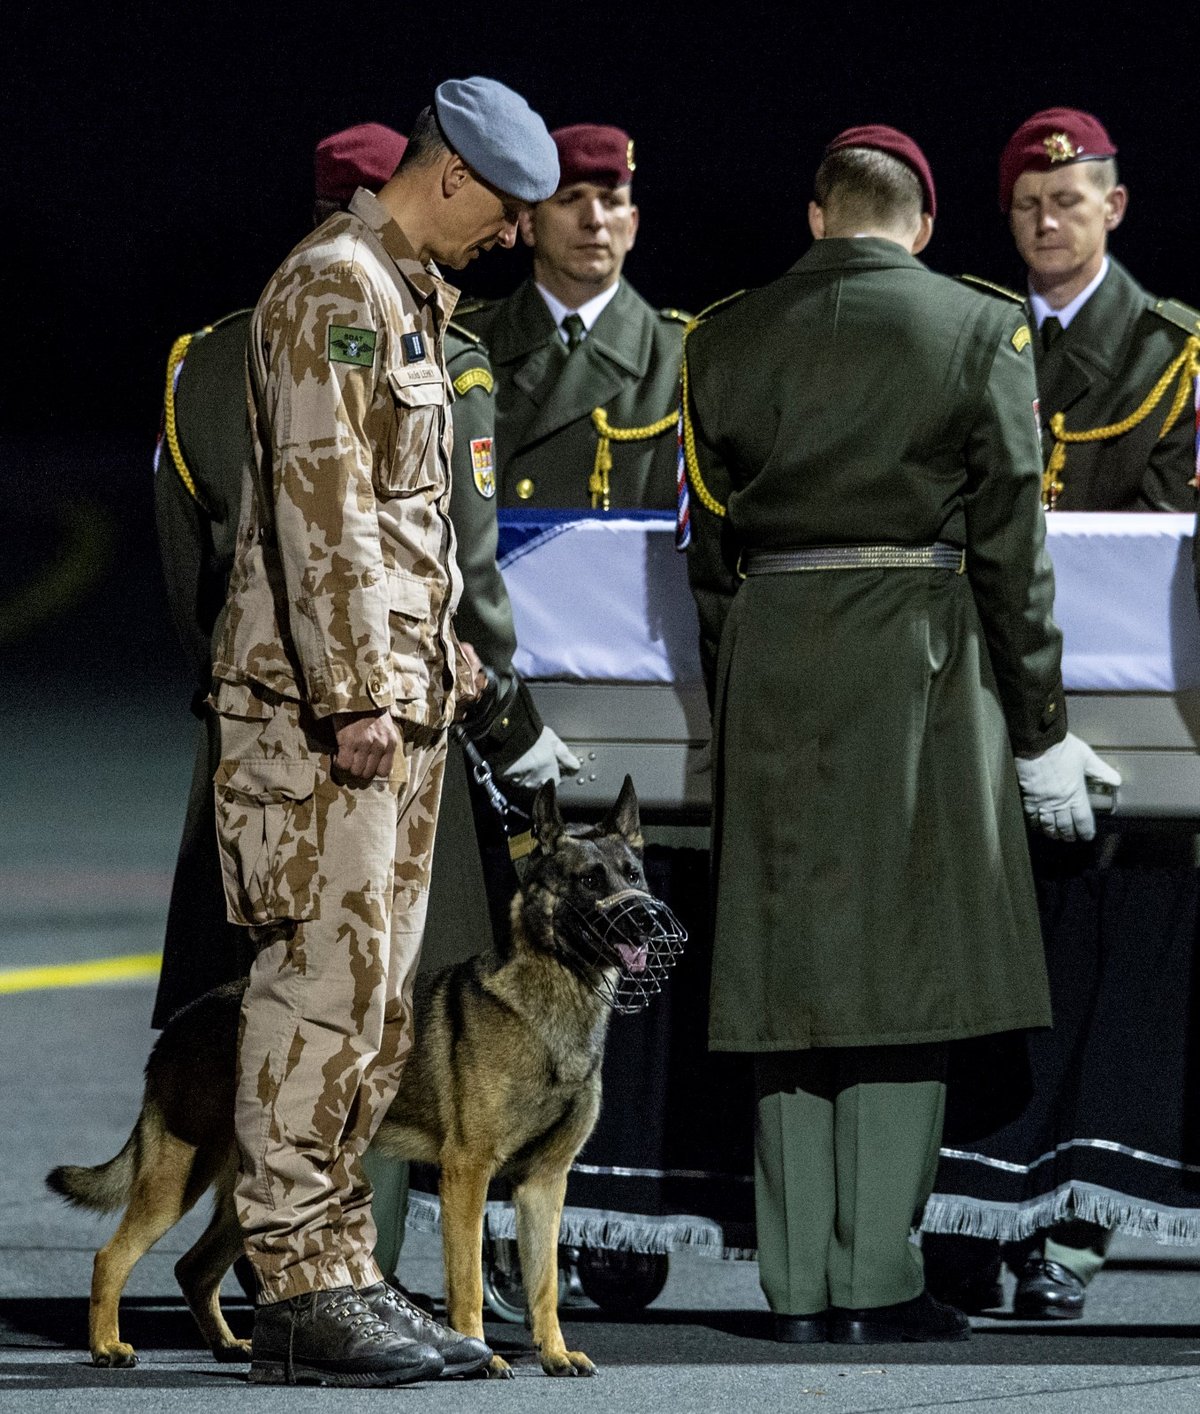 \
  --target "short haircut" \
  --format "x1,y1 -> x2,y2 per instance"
813,147 -> 922,230
399,104 -> 452,169
1083,156 -> 1119,192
